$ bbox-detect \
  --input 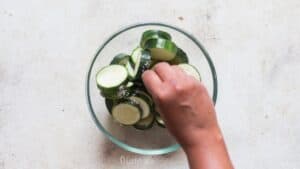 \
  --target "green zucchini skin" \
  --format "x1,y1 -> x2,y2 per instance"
169,48 -> 189,64
135,50 -> 151,80
100,81 -> 134,99
155,115 -> 166,128
110,53 -> 130,65
105,99 -> 115,114
127,48 -> 151,81
130,89 -> 153,119
134,89 -> 153,107
125,60 -> 135,80
144,38 -> 177,61
133,113 -> 155,130
140,30 -> 172,47
100,90 -> 120,99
